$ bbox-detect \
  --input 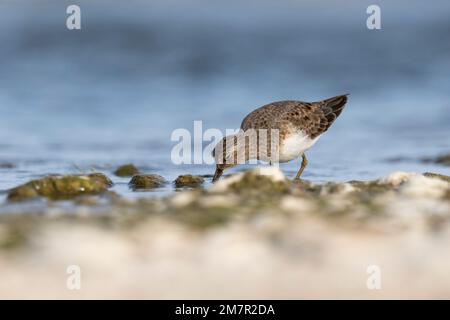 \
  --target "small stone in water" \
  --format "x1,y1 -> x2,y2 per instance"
174,175 -> 205,188
114,164 -> 140,177
129,174 -> 166,190
7,173 -> 113,202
